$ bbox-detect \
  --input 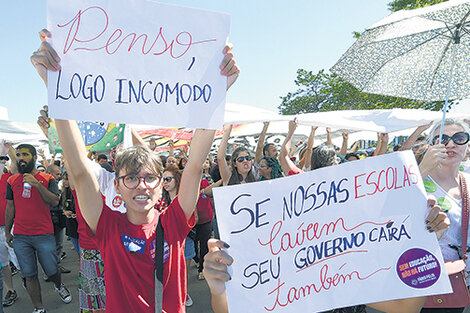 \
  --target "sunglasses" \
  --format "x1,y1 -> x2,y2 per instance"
163,176 -> 174,183
432,132 -> 470,146
236,155 -> 252,163
0,156 -> 9,161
